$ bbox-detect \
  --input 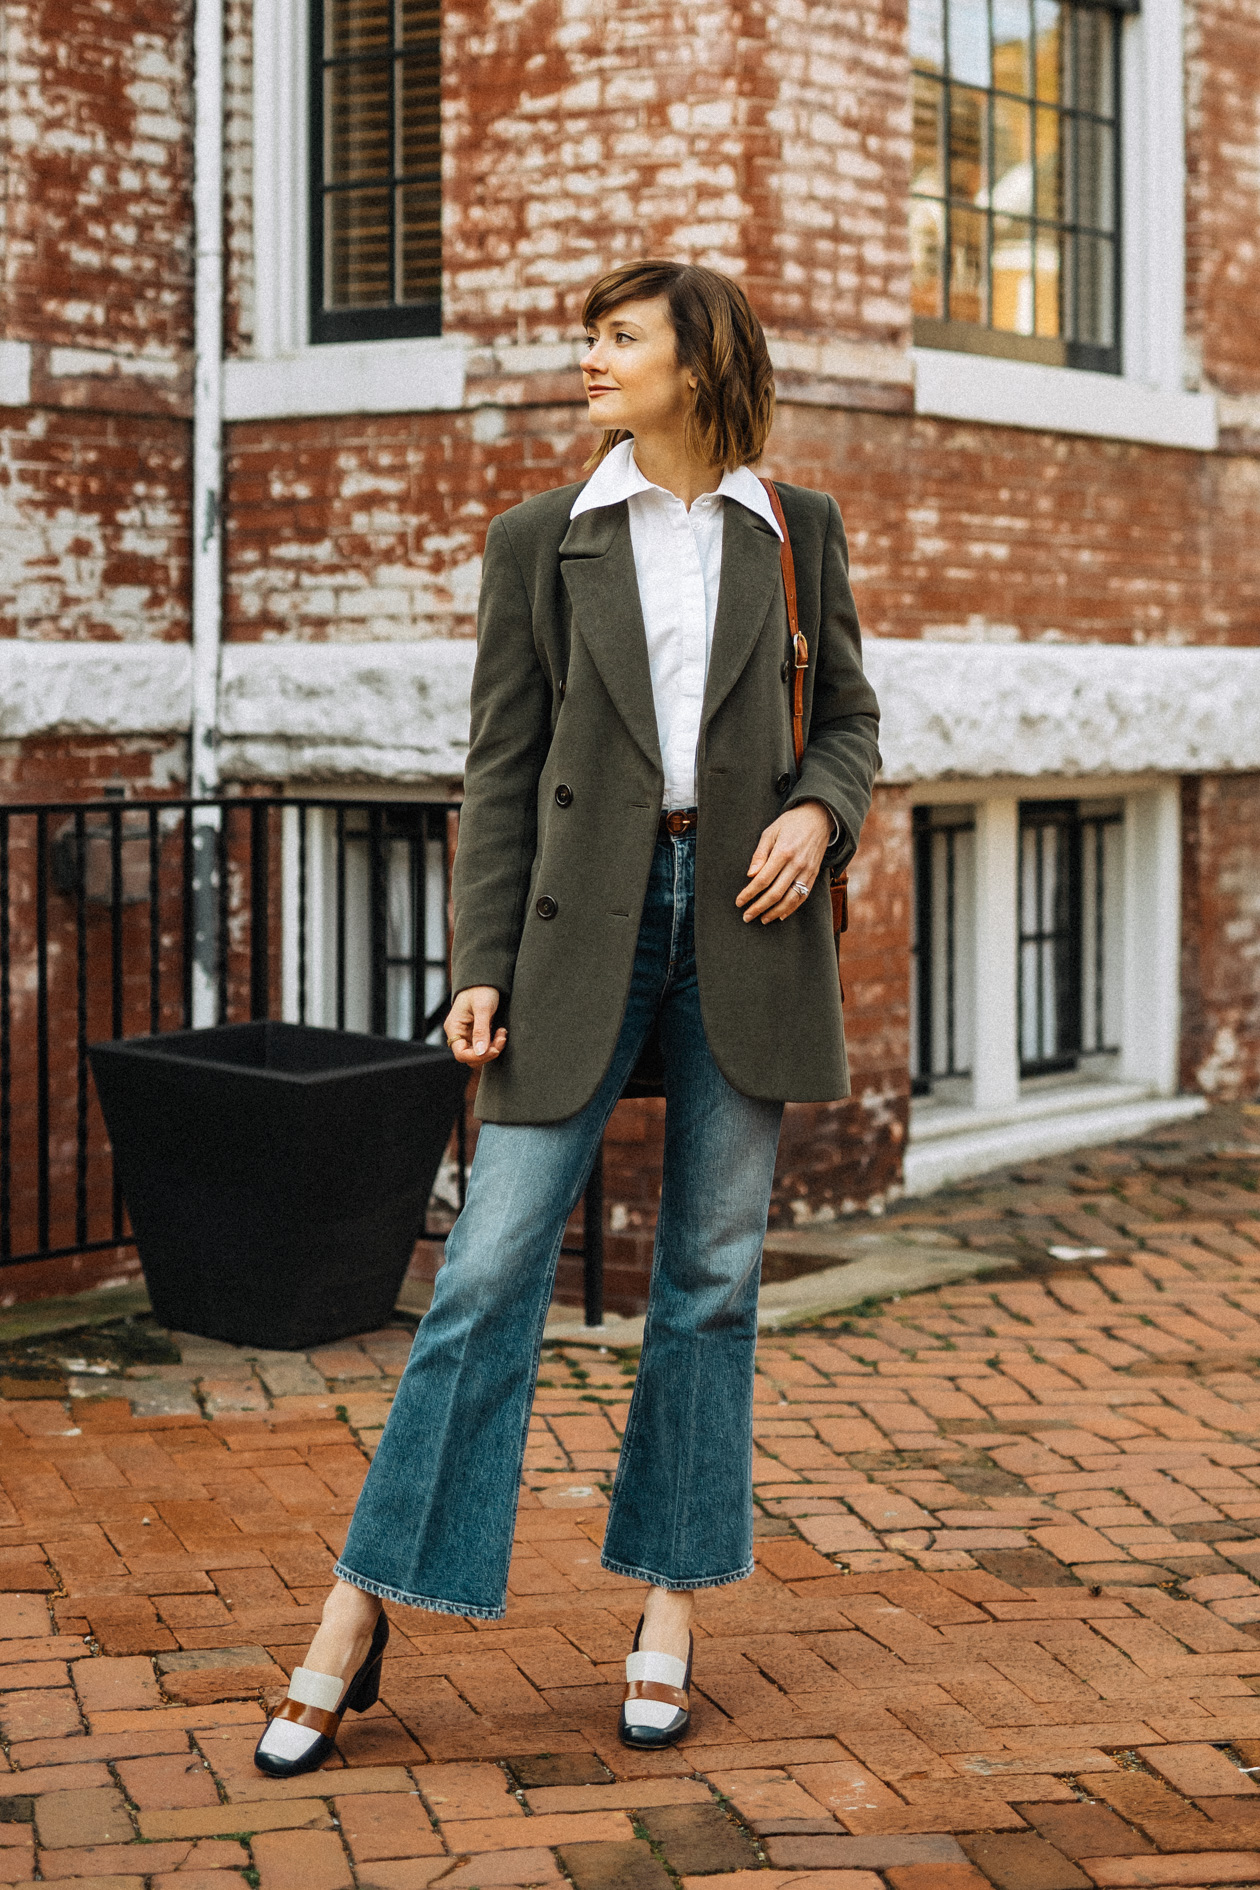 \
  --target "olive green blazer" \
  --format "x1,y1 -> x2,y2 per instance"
450,478 -> 881,1122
